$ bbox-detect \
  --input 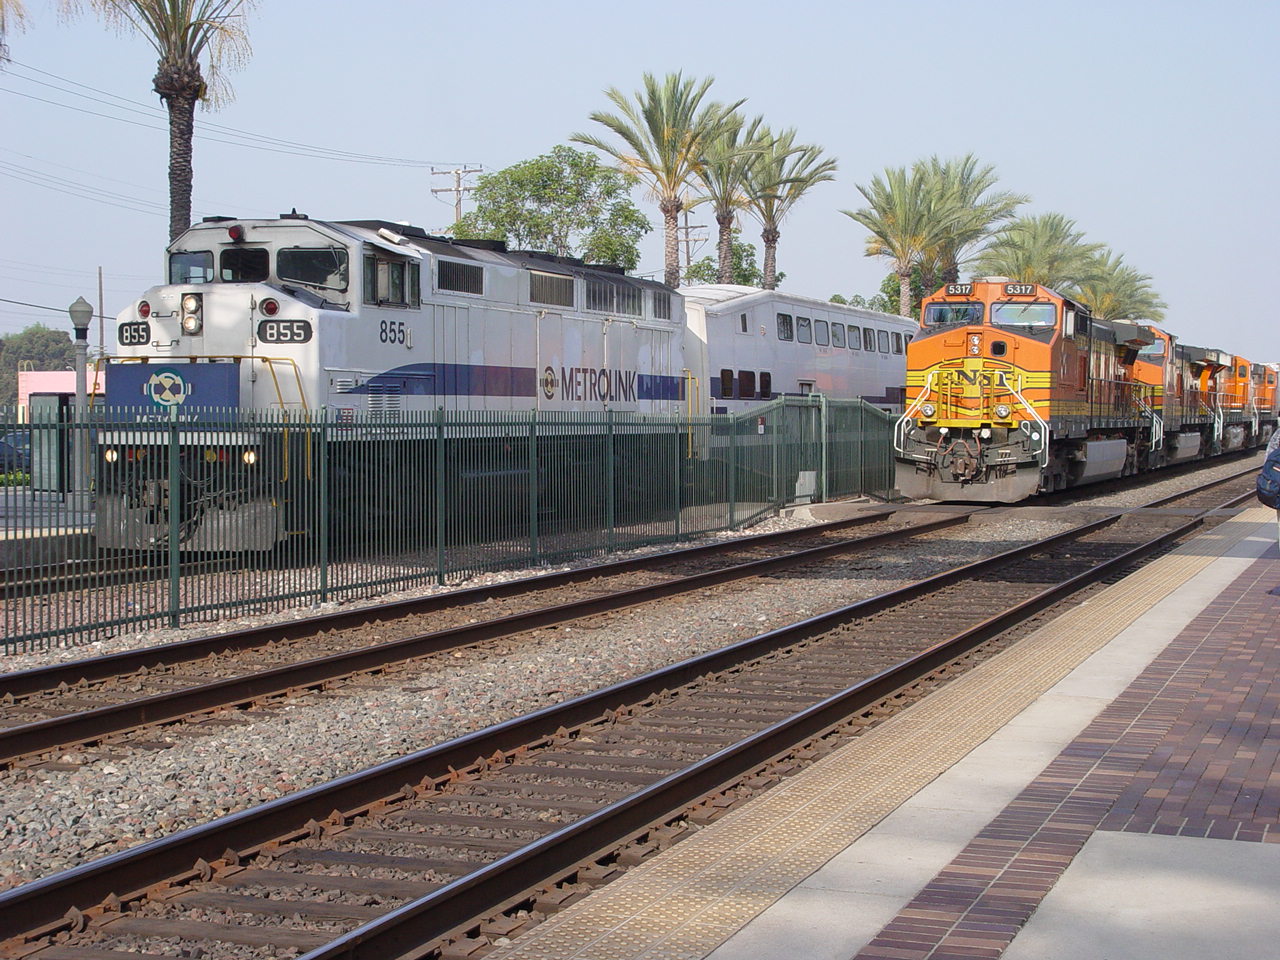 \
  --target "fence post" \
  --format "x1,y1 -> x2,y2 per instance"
435,406 -> 446,586
167,405 -> 180,628
820,394 -> 829,503
728,416 -> 737,529
528,411 -> 539,564
606,409 -> 615,552
318,410 -> 330,604
674,418 -> 683,538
